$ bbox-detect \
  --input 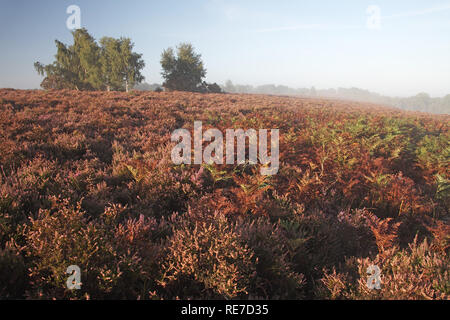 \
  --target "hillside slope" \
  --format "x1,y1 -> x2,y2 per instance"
0,89 -> 448,299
